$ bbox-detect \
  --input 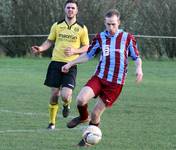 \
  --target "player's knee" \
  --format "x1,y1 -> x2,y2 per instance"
76,95 -> 87,106
61,93 -> 72,102
61,88 -> 72,101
